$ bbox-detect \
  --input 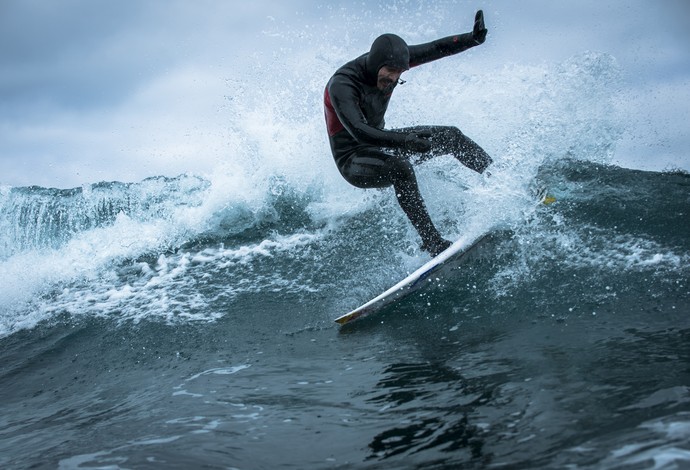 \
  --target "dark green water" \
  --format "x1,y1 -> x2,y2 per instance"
1,160 -> 689,469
